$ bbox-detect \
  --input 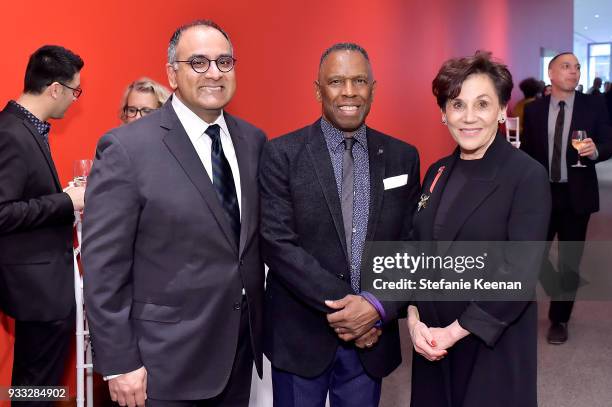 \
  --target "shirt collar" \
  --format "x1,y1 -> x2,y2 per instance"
320,117 -> 367,152
550,91 -> 575,111
171,93 -> 230,143
9,100 -> 51,137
